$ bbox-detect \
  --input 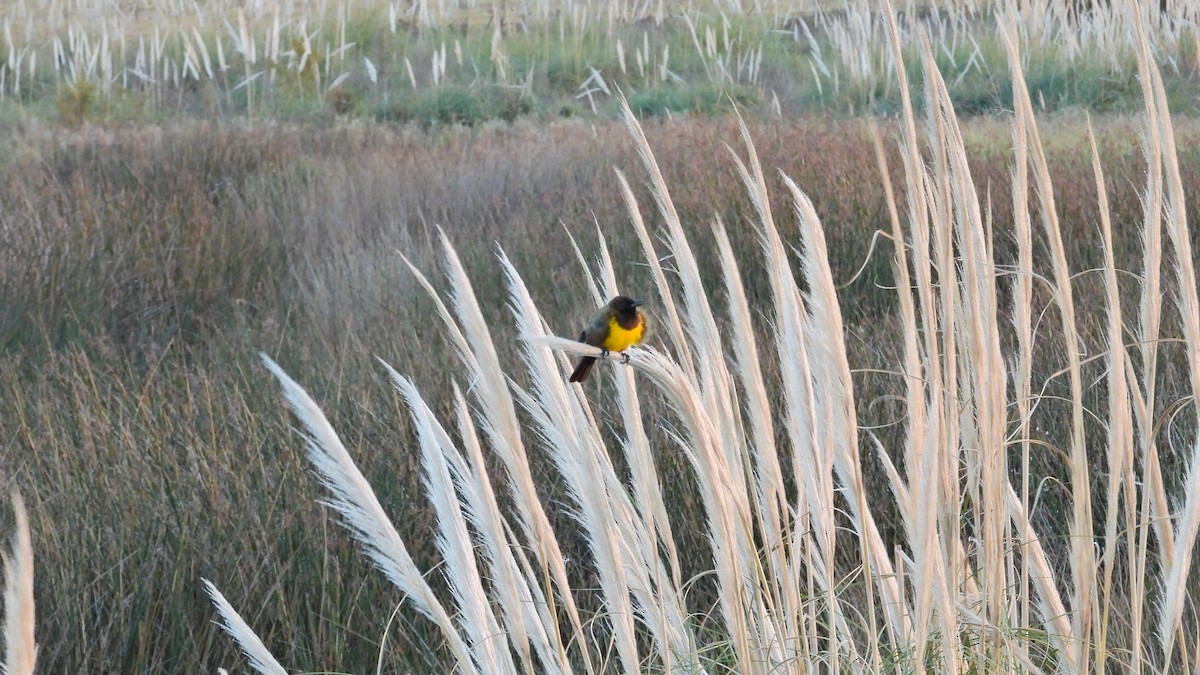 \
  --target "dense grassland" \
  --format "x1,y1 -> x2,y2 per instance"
7,0 -> 1200,124
3,109 -> 1200,671
0,114 -> 907,670
7,0 -> 1200,672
